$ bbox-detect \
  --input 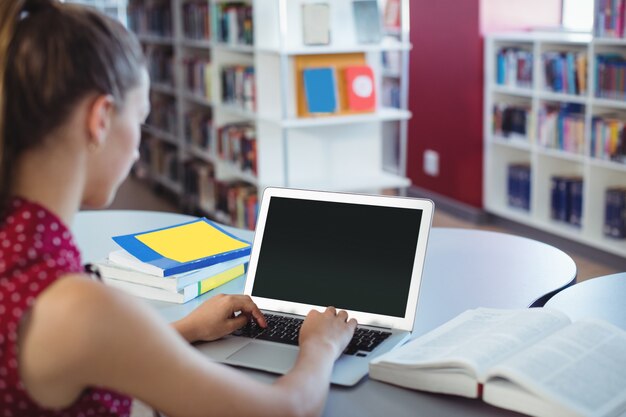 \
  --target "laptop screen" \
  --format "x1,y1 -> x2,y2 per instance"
251,196 -> 423,318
